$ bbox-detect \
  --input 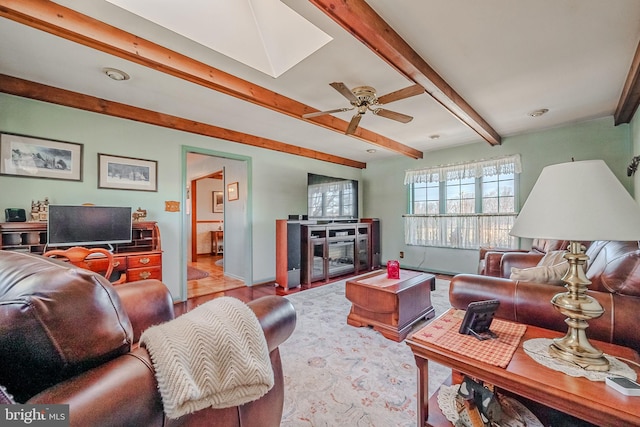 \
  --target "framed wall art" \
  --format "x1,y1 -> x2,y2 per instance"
227,181 -> 239,201
0,133 -> 83,181
212,191 -> 224,213
98,153 -> 158,191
